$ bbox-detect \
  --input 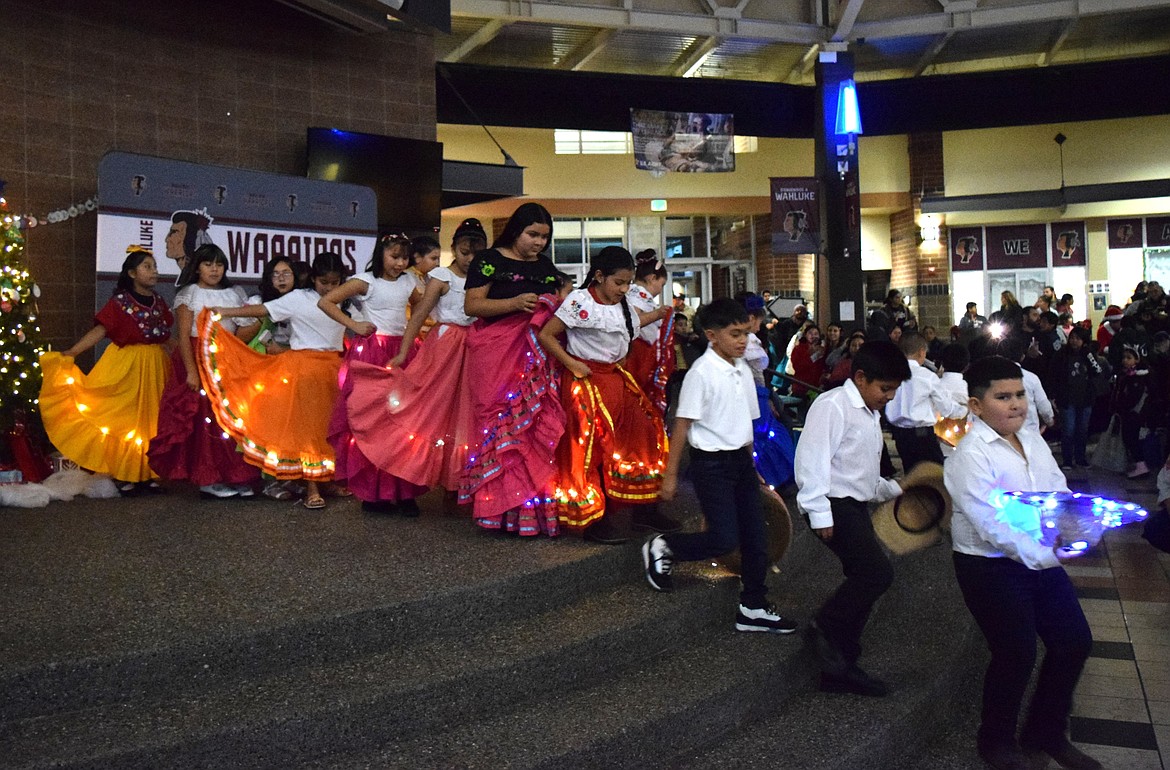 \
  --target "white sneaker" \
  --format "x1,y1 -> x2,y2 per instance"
232,483 -> 255,497
735,604 -> 798,634
199,483 -> 239,499
642,535 -> 674,592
